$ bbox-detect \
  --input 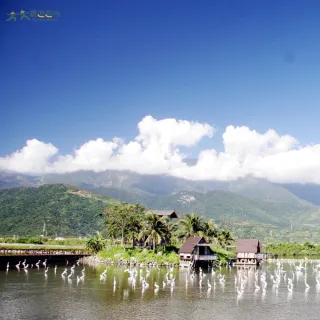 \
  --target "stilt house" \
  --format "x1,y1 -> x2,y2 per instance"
178,236 -> 217,267
235,239 -> 266,266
